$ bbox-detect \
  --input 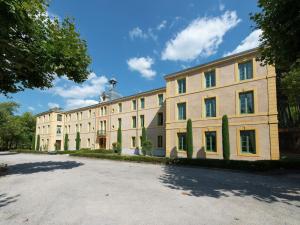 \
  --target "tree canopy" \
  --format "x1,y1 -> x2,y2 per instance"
0,102 -> 36,150
0,0 -> 91,95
